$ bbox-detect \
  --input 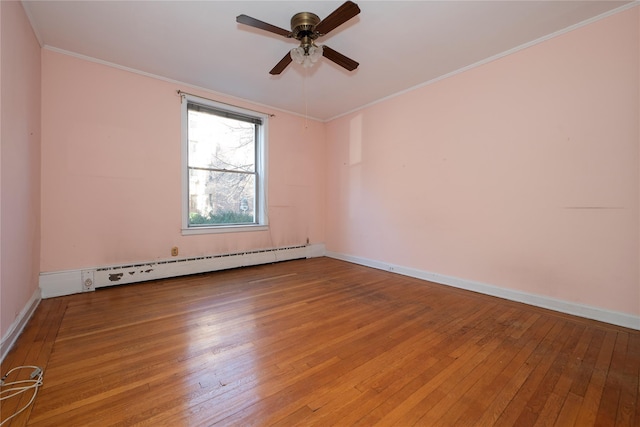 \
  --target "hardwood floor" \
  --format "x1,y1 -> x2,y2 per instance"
1,257 -> 638,426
